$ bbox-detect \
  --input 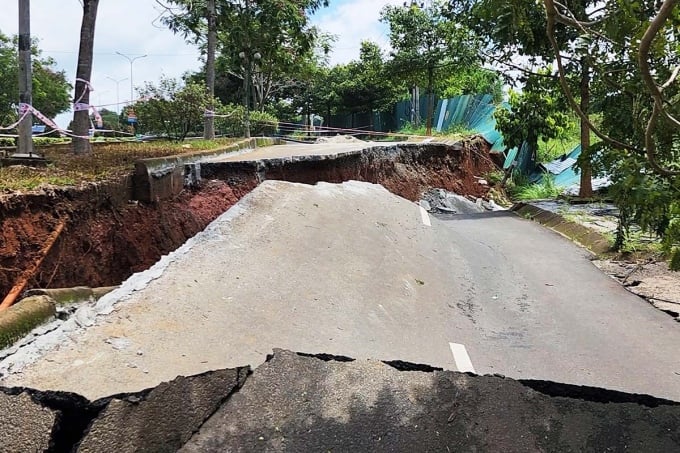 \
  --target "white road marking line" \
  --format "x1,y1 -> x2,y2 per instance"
419,206 -> 431,226
449,342 -> 476,373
